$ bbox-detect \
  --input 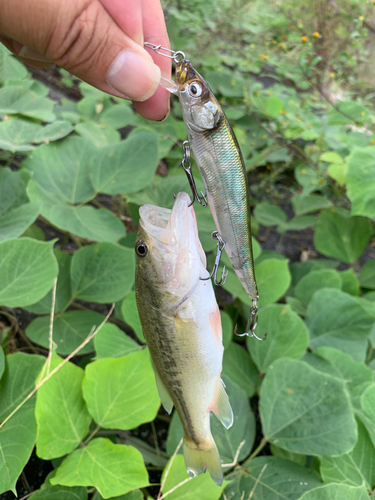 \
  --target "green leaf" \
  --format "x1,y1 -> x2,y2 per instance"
277,215 -> 318,232
220,310 -> 232,348
0,202 -> 40,242
360,384 -> 375,448
291,194 -> 332,216
71,243 -> 135,303
256,259 -> 291,307
327,162 -> 347,185
286,296 -> 307,316
22,137 -> 96,204
162,454 -> 225,500
34,120 -> 74,143
295,165 -> 320,195
320,152 -> 343,164
21,223 -> 45,241
82,350 -> 160,429
264,96 -> 283,117
0,238 -> 58,307
99,103 -> 134,129
249,304 -> 309,373
0,353 -> 45,495
295,269 -> 342,306
75,122 -> 120,147
340,268 -> 360,296
35,352 -> 92,459
270,444 -> 306,466
260,358 -> 357,455
359,260 -> 375,289
121,291 -> 145,343
347,147 -> 375,218
90,133 -> 158,195
0,347 -> 4,381
0,86 -> 55,121
26,249 -> 72,314
0,52 -> 28,84
320,417 -> 375,488
28,180 -> 125,242
314,207 -> 372,263
290,259 -> 338,286
51,438 -> 149,498
94,323 -> 140,359
0,116 -> 39,152
306,289 -> 375,362
29,482 -> 88,500
223,342 -> 258,397
298,483 -> 369,500
166,376 -> 255,467
93,491 -> 142,500
254,202 -> 287,226
224,456 -> 322,500
26,310 -> 104,355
